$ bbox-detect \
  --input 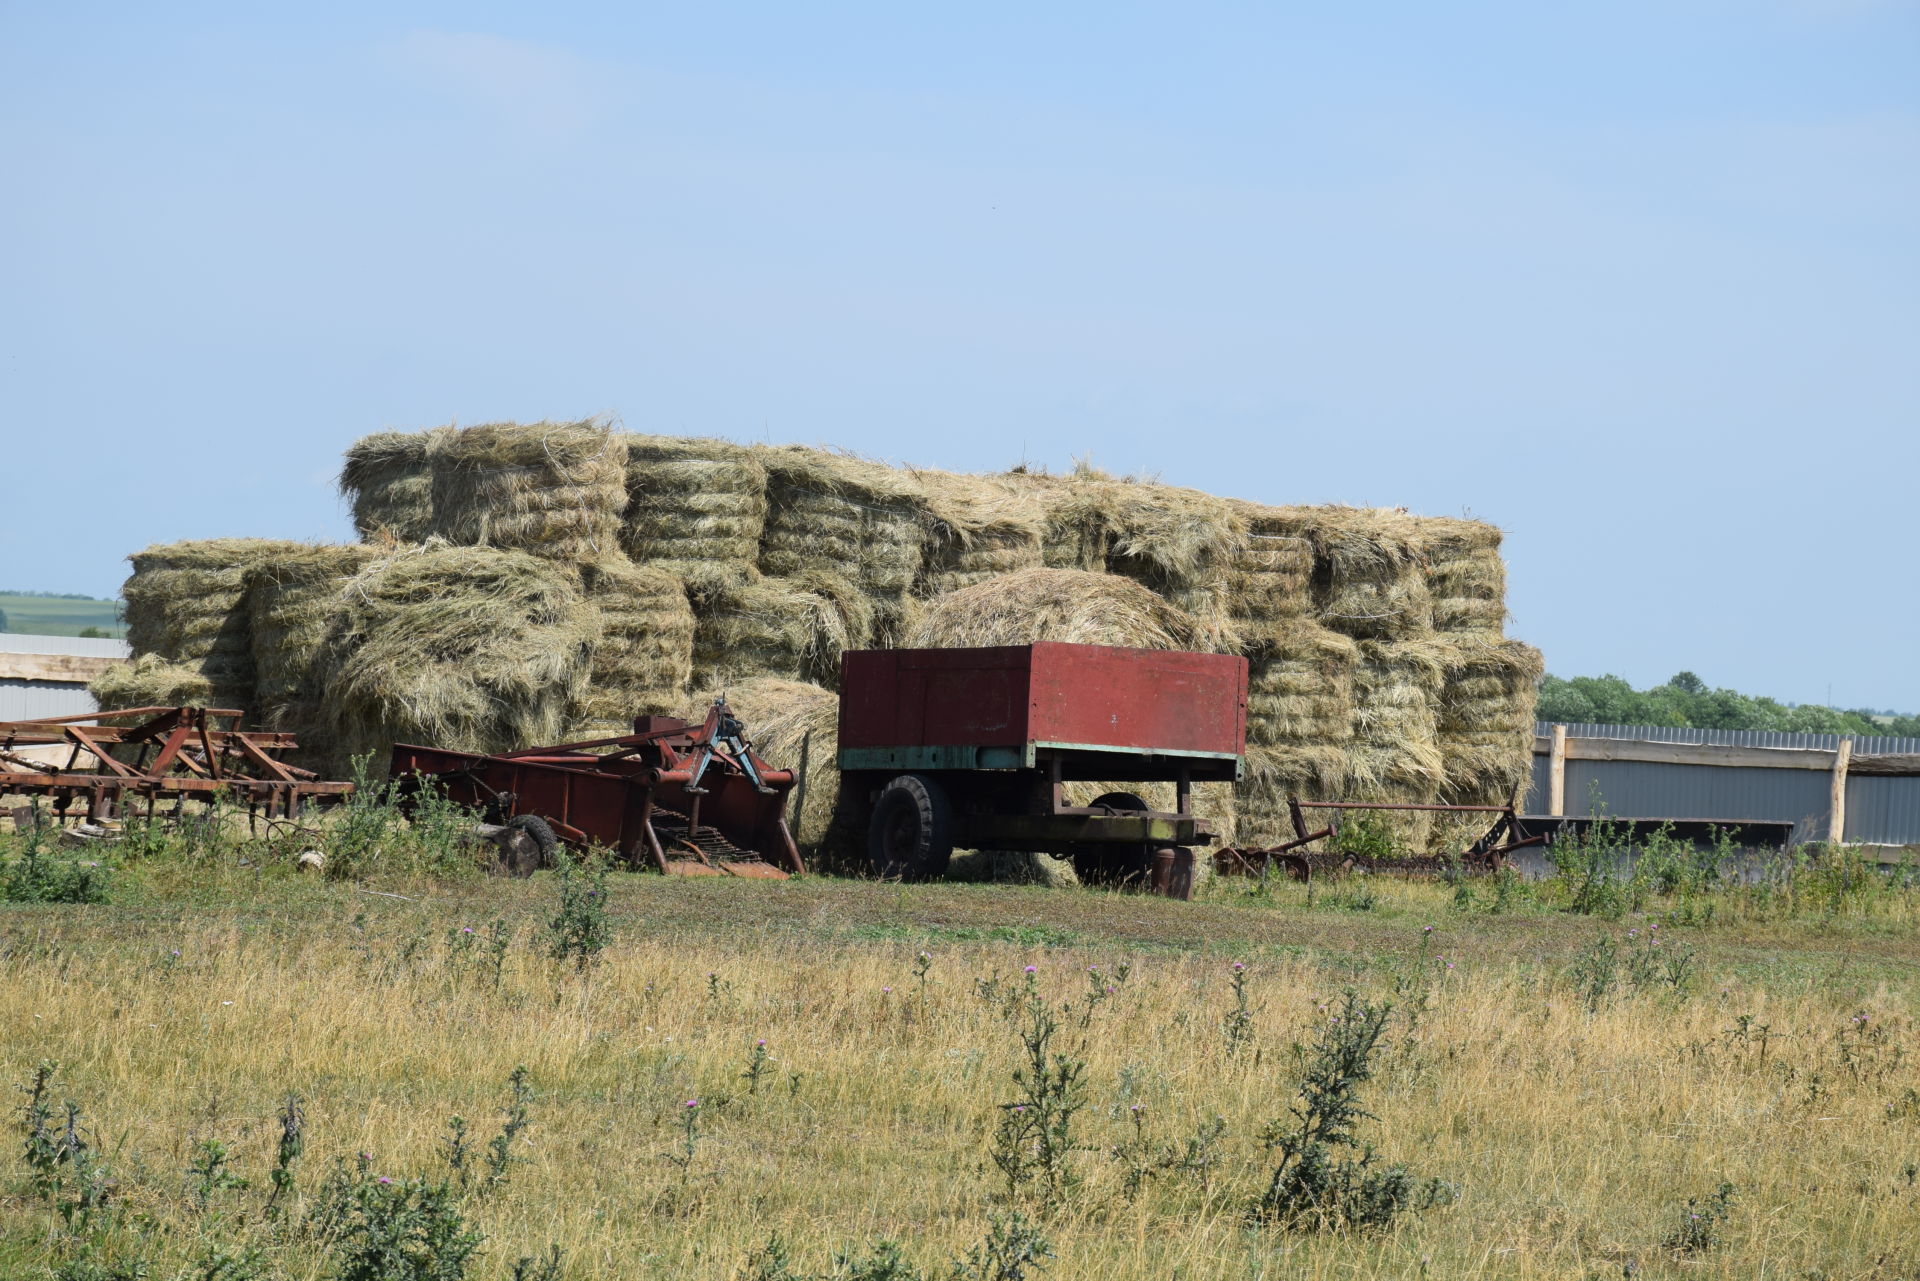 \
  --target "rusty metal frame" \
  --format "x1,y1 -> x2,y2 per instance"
1213,796 -> 1548,881
0,706 -> 354,826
